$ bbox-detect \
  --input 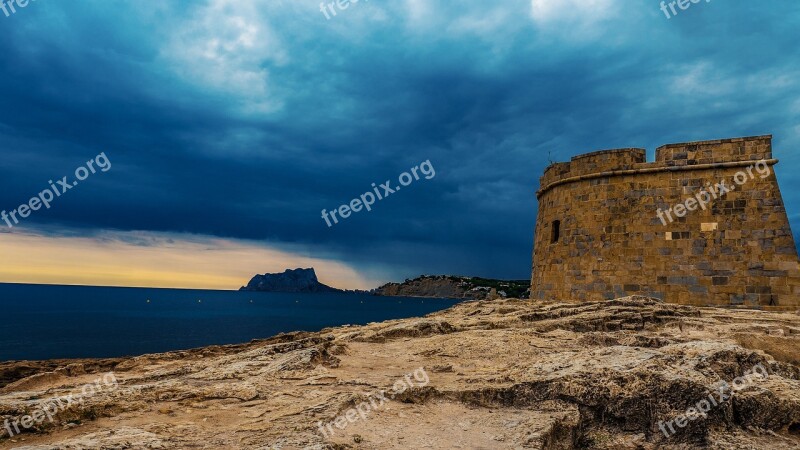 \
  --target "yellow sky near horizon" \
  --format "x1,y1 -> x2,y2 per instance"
0,230 -> 375,290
